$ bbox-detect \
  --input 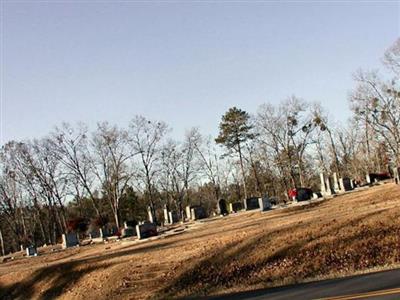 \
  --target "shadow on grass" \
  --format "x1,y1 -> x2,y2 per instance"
156,209 -> 391,299
0,260 -> 113,300
0,239 -> 177,300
